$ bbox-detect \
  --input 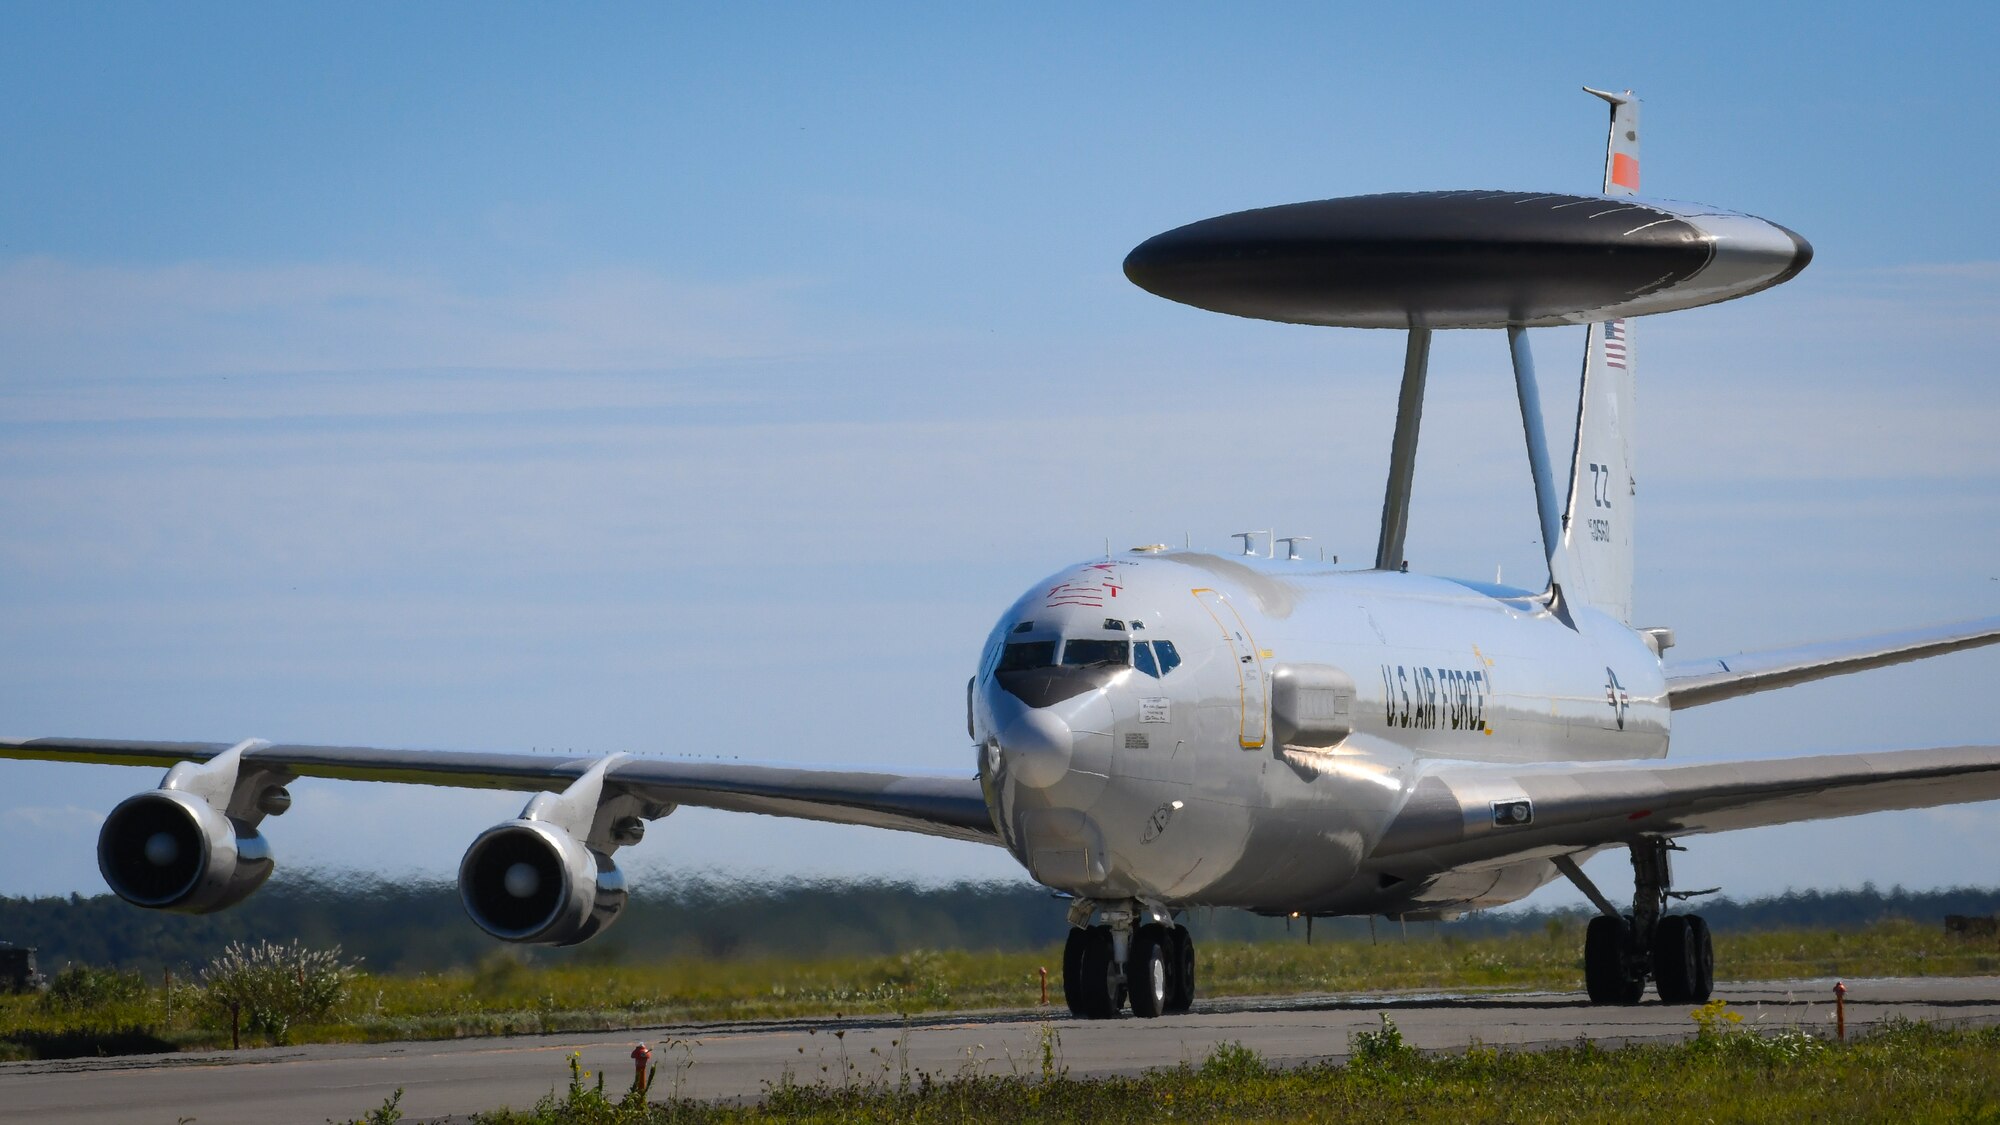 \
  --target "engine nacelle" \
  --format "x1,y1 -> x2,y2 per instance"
458,819 -> 628,946
96,789 -> 275,913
